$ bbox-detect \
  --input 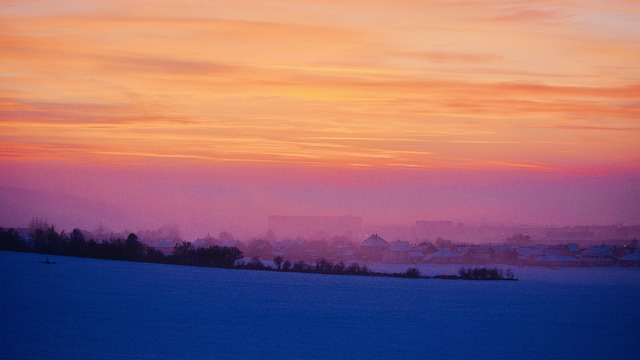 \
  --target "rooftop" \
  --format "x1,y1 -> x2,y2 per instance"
361,234 -> 389,248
